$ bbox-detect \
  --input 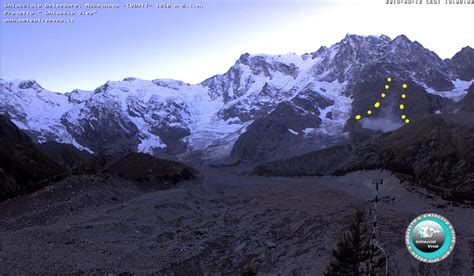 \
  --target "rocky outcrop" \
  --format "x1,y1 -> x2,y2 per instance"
350,115 -> 474,201
254,111 -> 474,203
230,101 -> 322,163
253,145 -> 353,176
0,115 -> 67,201
460,84 -> 474,112
104,153 -> 198,188
36,141 -> 93,171
344,63 -> 450,143
61,103 -> 141,157
447,46 -> 474,81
